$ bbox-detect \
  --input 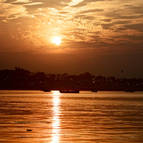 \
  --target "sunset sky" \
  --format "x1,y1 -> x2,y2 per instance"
0,0 -> 143,77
